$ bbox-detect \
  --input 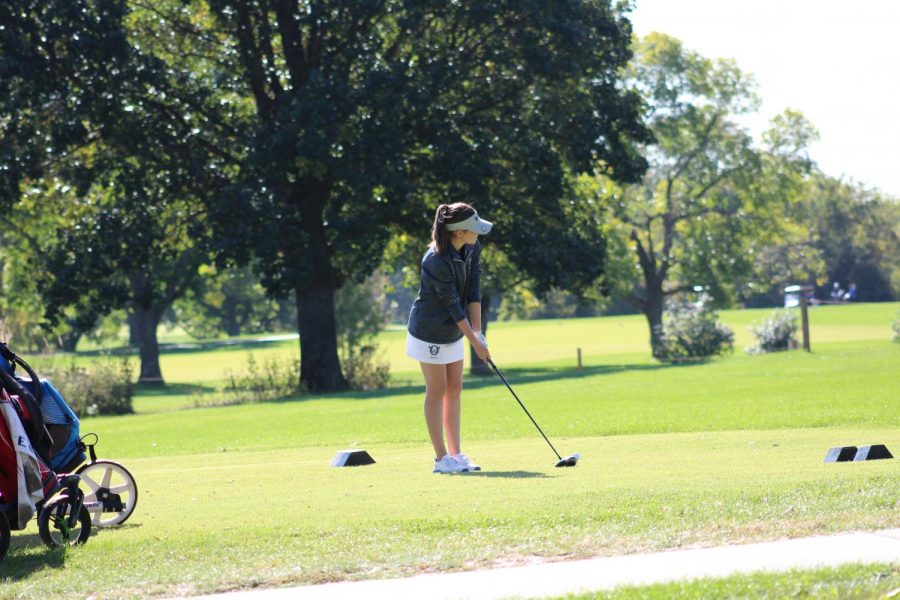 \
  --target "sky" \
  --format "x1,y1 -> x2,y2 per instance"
629,0 -> 900,198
